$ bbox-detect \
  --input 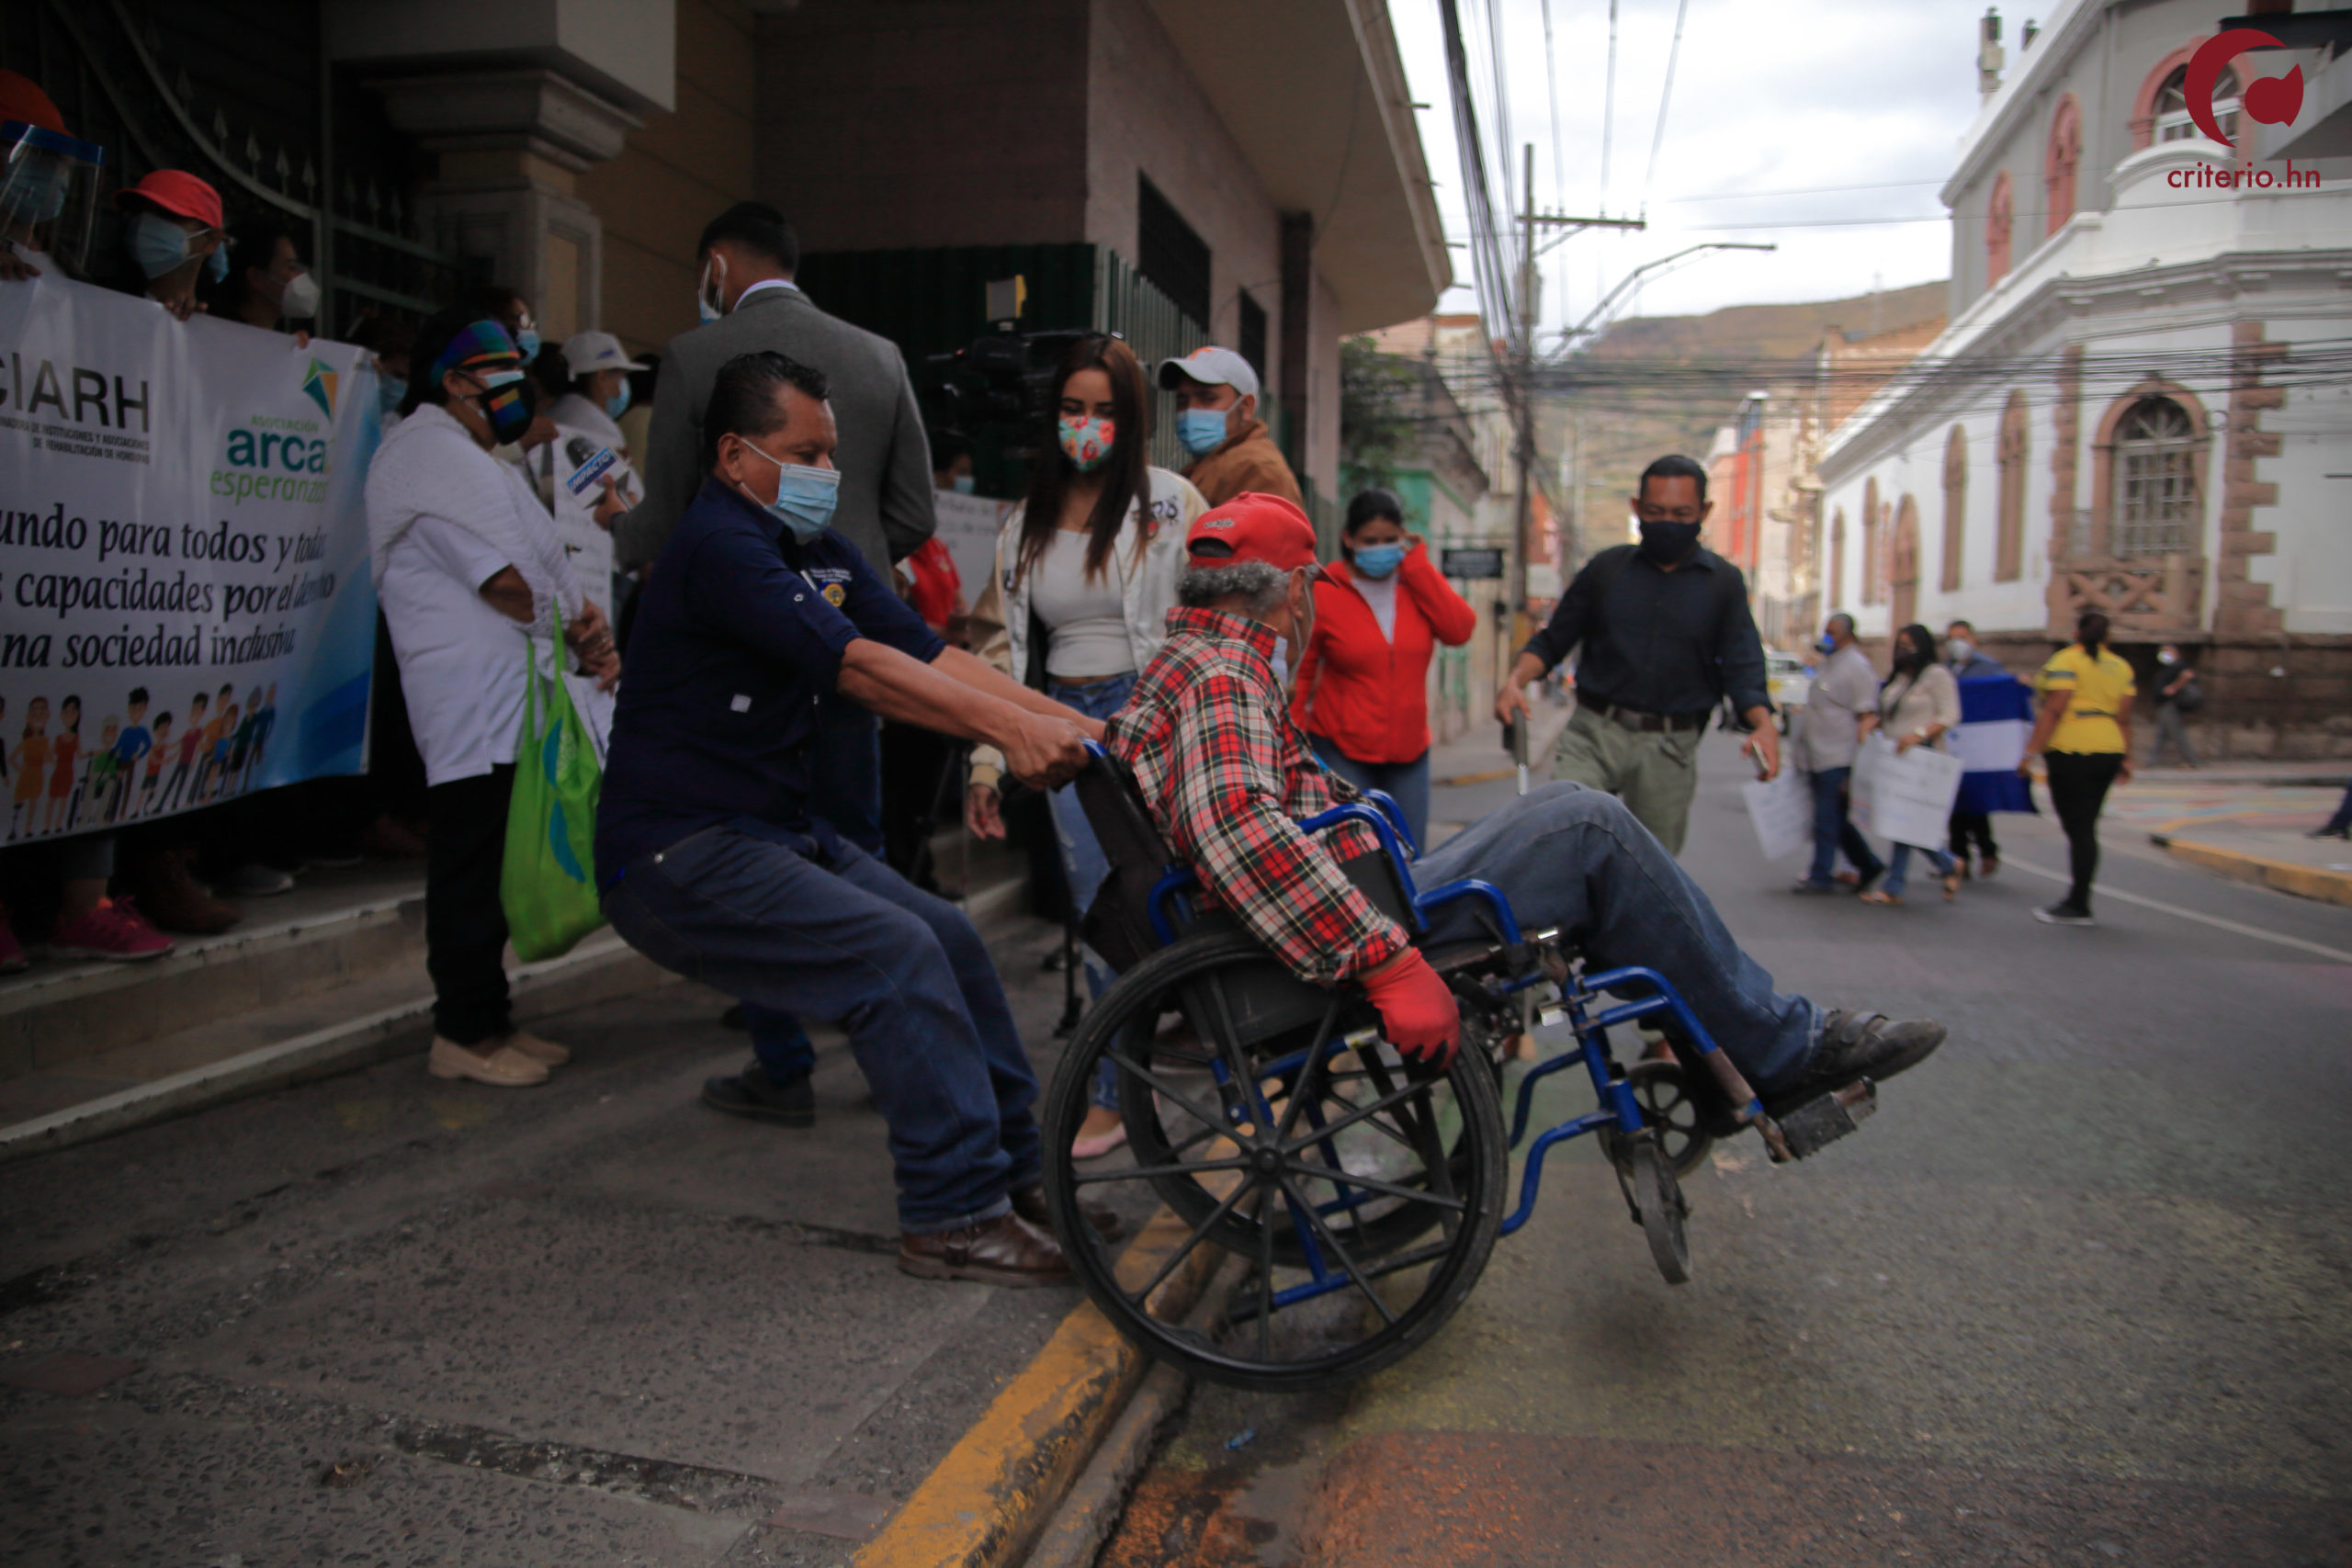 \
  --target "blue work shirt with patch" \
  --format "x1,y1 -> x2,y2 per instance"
596,476 -> 944,880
